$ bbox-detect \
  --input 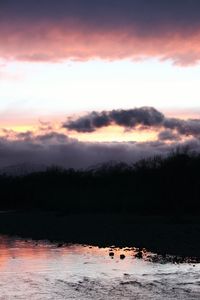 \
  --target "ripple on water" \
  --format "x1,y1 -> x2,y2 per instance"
0,236 -> 199,299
